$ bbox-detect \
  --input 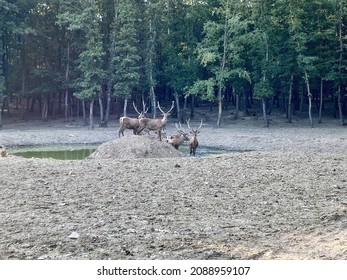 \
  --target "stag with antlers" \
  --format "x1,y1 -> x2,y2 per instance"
137,101 -> 175,141
187,119 -> 203,156
166,122 -> 189,149
118,101 -> 148,137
